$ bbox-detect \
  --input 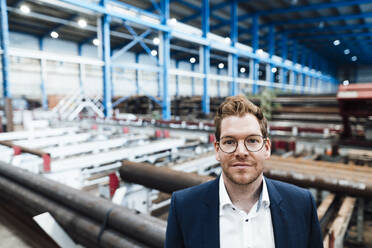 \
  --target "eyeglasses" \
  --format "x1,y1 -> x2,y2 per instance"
217,135 -> 267,154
